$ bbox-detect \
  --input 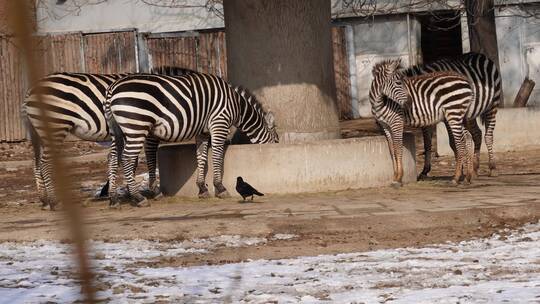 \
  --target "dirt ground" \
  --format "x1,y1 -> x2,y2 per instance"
1,119 -> 540,267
